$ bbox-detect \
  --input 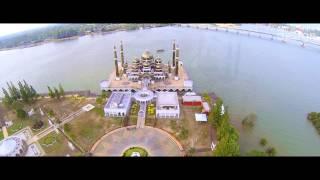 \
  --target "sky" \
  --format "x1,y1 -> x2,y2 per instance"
0,24 -> 51,37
